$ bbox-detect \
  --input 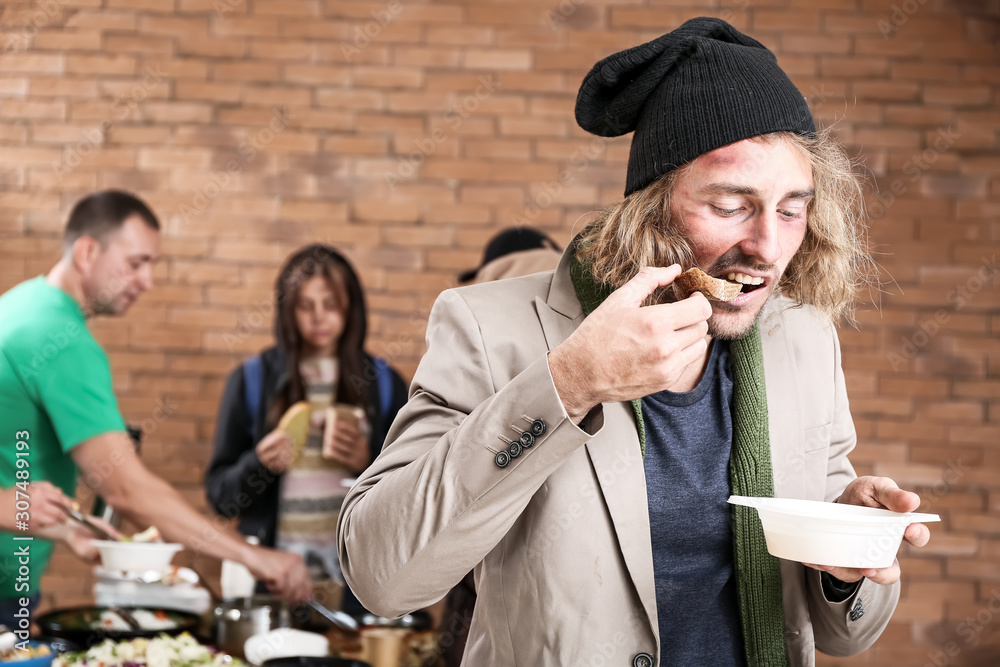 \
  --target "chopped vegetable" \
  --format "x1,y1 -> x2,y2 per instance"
52,633 -> 241,667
